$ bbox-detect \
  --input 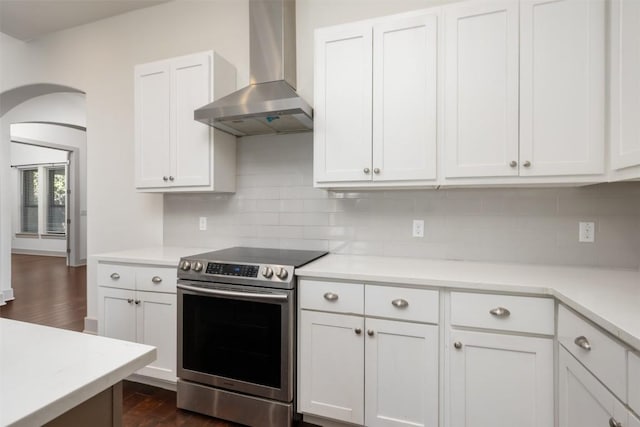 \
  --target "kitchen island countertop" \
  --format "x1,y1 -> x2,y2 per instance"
0,318 -> 156,427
